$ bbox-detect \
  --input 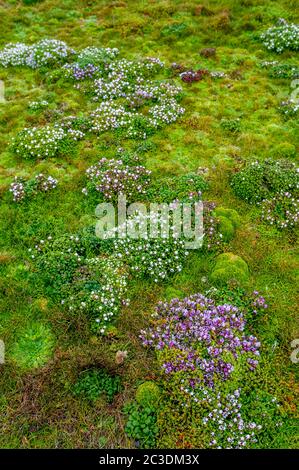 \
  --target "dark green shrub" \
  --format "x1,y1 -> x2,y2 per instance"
125,403 -> 158,448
